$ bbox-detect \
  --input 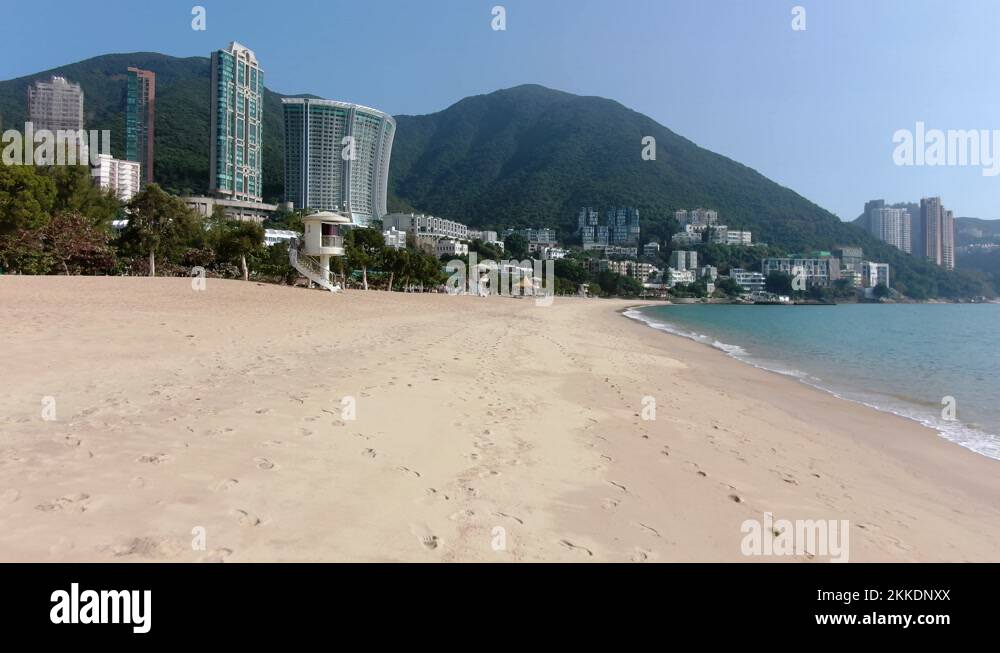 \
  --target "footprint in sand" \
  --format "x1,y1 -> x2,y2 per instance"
230,509 -> 262,527
396,466 -> 421,478
601,498 -> 620,511
253,457 -> 276,470
635,522 -> 661,537
493,511 -> 524,525
559,539 -> 594,557
2,489 -> 21,503
772,470 -> 799,485
137,453 -> 170,465
631,548 -> 651,563
449,509 -> 476,522
606,481 -> 629,494
213,478 -> 240,492
35,493 -> 91,513
361,448 -> 377,459
110,536 -> 183,559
